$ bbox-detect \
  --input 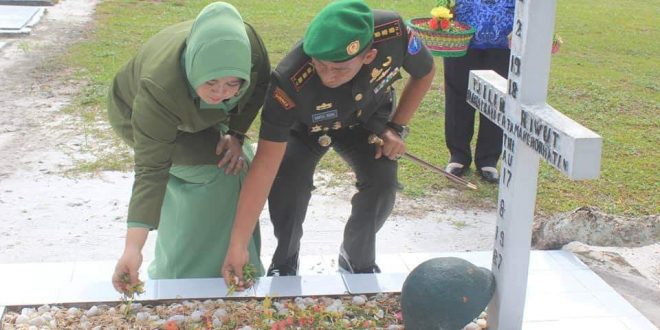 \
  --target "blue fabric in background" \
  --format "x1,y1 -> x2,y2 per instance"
454,0 -> 515,49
